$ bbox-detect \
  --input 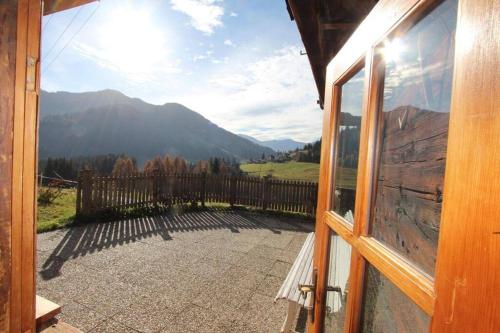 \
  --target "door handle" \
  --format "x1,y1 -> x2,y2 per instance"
297,269 -> 318,323
299,285 -> 341,299
297,270 -> 343,324
298,283 -> 315,299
